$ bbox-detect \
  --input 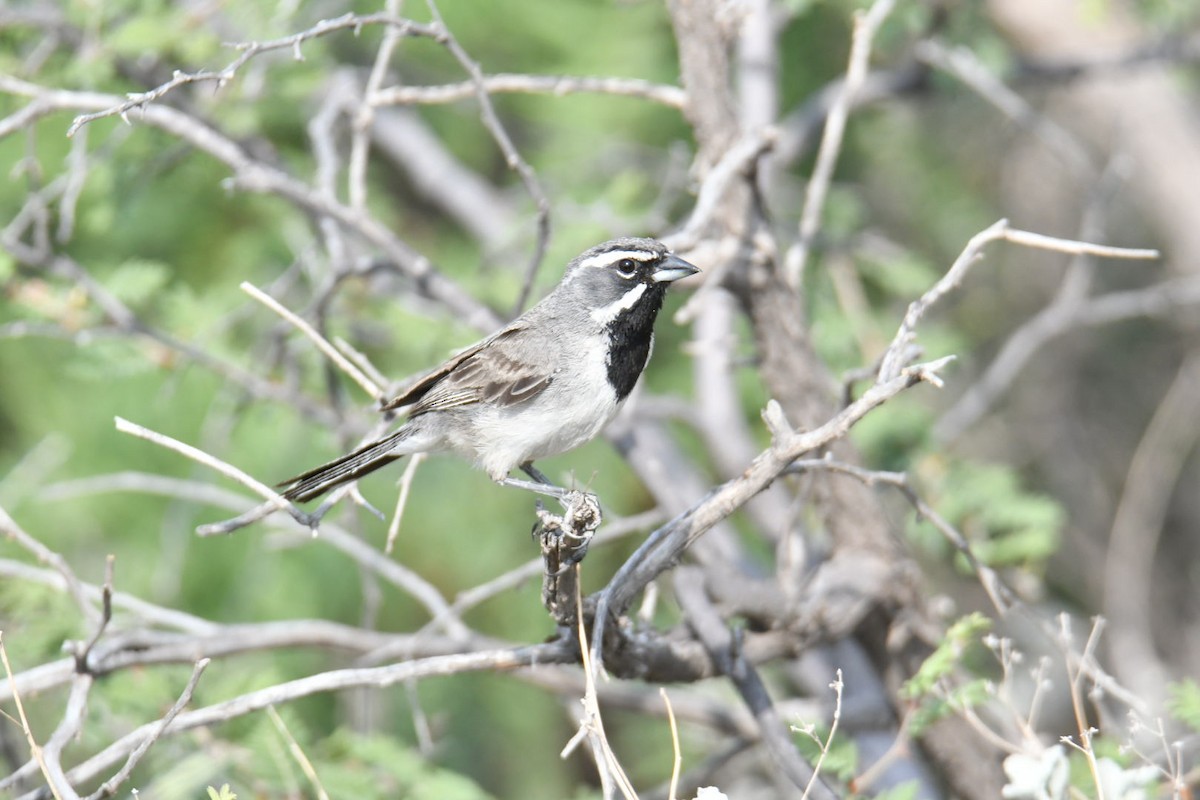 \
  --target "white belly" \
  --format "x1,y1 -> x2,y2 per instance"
447,343 -> 621,480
